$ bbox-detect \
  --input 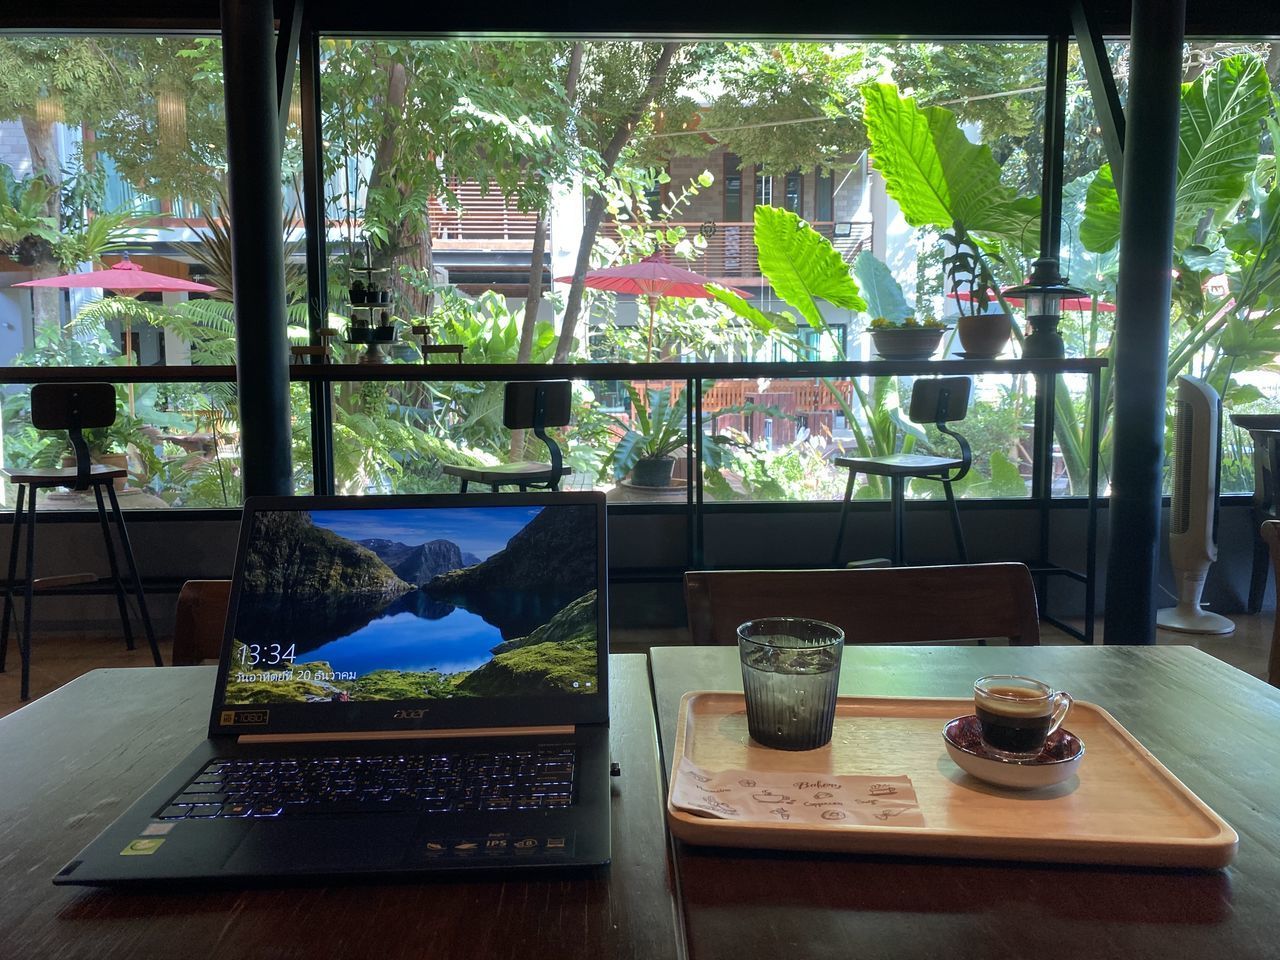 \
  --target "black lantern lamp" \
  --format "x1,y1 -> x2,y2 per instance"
1002,257 -> 1087,359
